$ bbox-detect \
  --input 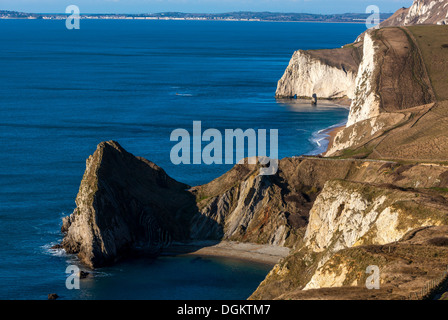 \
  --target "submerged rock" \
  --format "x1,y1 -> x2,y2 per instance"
47,293 -> 59,300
